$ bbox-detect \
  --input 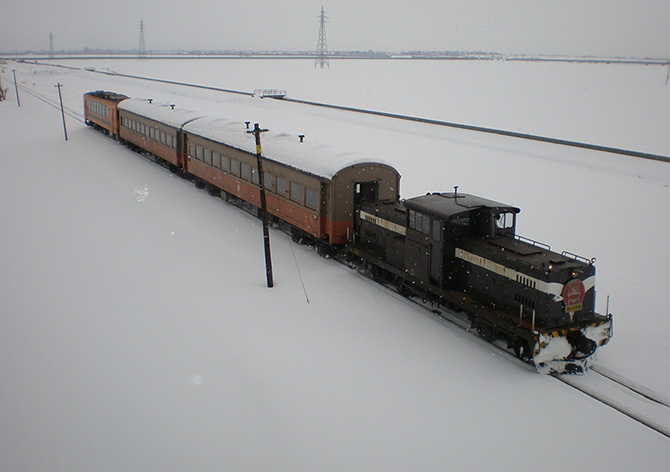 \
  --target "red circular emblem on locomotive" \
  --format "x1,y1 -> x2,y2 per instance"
563,279 -> 585,312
